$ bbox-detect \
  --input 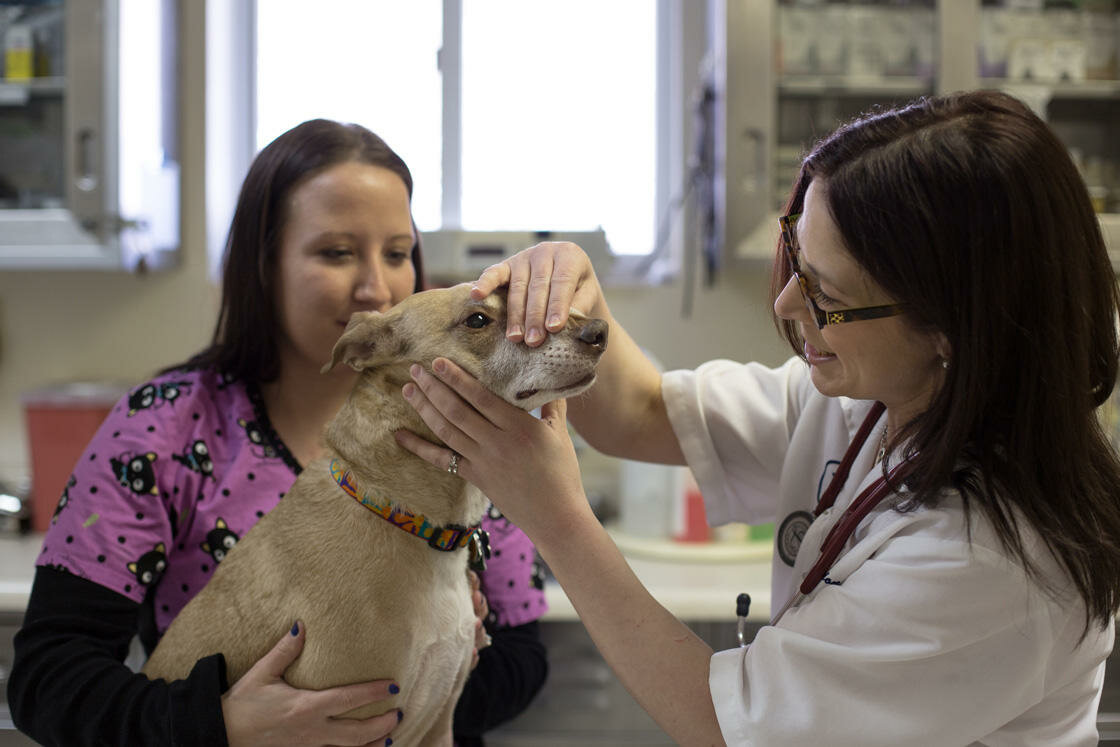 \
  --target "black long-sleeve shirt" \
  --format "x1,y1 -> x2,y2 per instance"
9,566 -> 547,746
